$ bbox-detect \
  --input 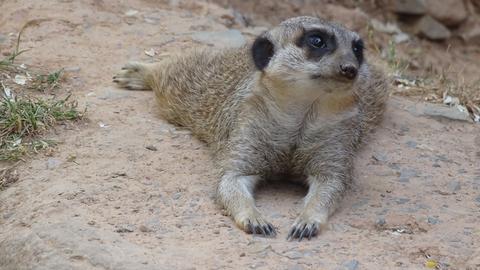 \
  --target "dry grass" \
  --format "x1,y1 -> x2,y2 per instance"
367,24 -> 480,121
